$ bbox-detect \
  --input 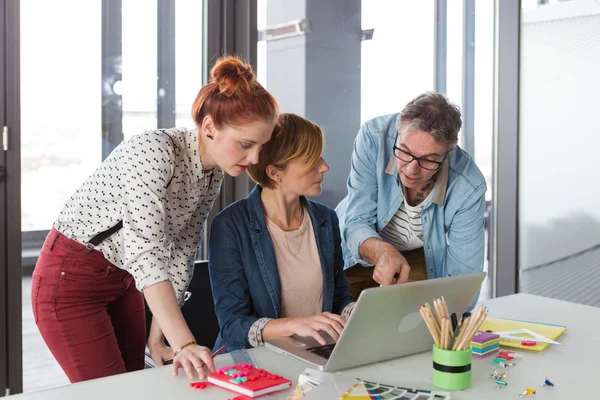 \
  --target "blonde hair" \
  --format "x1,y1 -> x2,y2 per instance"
247,113 -> 324,189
